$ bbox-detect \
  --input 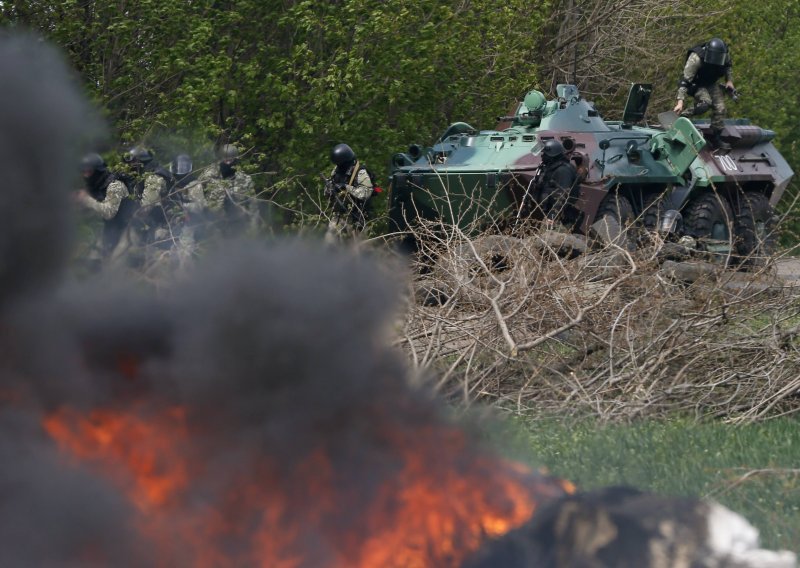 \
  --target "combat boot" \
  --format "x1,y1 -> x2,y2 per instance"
710,128 -> 731,151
